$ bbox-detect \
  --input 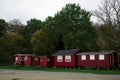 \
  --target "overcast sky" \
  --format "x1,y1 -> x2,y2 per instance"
0,0 -> 101,24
